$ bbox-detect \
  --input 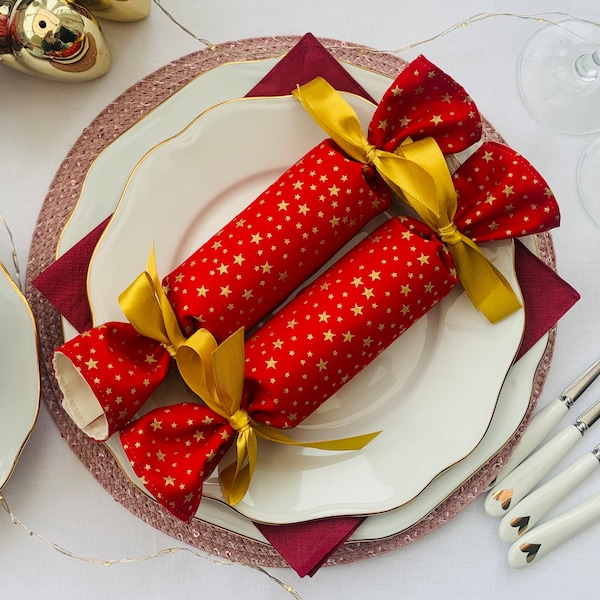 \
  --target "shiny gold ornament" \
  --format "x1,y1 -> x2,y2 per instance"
0,0 -> 111,81
78,0 -> 150,22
